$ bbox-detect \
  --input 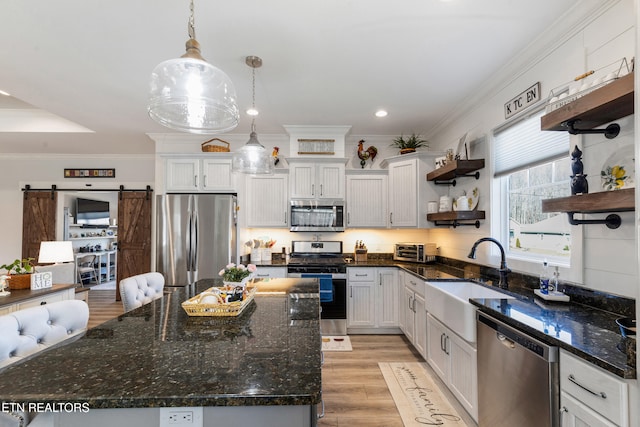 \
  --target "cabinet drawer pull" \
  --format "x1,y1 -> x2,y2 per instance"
567,374 -> 607,399
355,274 -> 367,277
